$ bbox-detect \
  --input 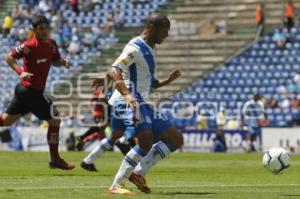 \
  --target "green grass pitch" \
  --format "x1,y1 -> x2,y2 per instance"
0,152 -> 299,199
